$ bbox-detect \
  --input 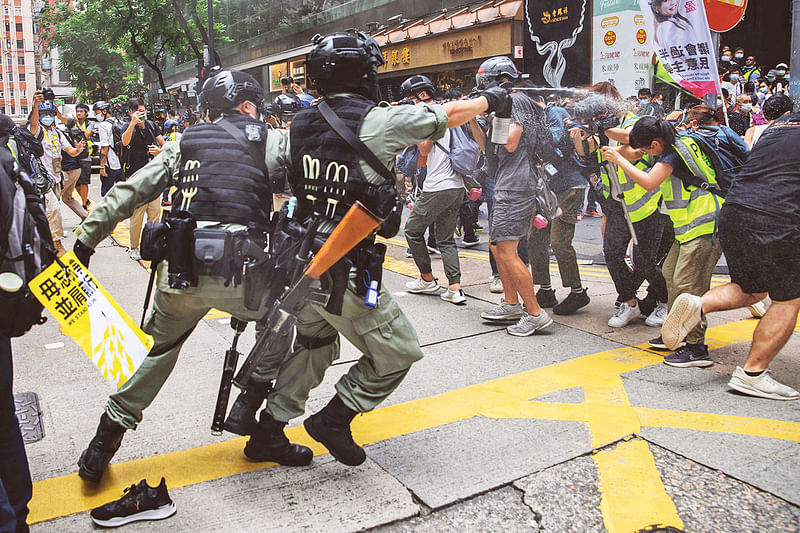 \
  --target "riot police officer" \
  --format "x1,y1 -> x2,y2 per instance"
71,69 -> 312,484
239,31 -> 510,466
272,93 -> 303,127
